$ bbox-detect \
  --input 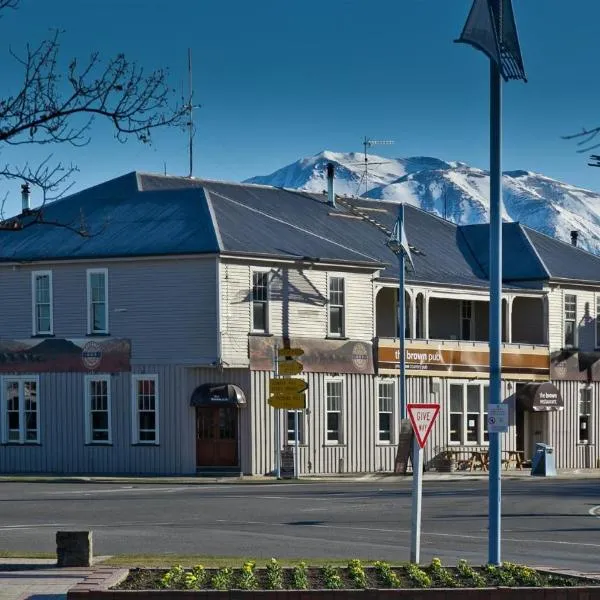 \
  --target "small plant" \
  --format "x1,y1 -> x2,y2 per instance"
348,559 -> 368,588
211,567 -> 233,590
321,564 -> 343,589
457,559 -> 486,588
160,564 -> 185,589
374,561 -> 401,588
292,561 -> 309,590
237,561 -> 259,590
428,557 -> 456,587
502,562 -> 542,587
405,562 -> 432,588
484,564 -> 515,587
265,558 -> 284,590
